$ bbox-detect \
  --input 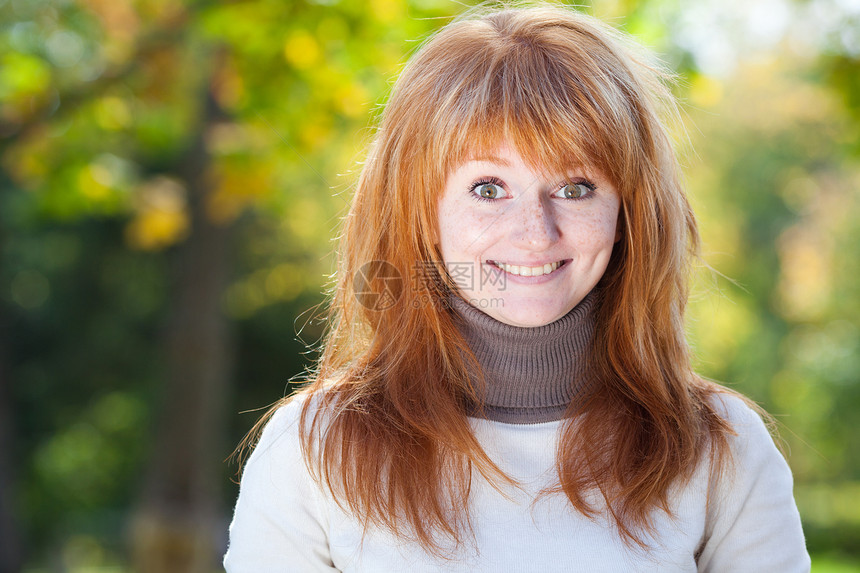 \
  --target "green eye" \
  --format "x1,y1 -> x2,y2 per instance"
560,182 -> 592,199
476,183 -> 501,199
